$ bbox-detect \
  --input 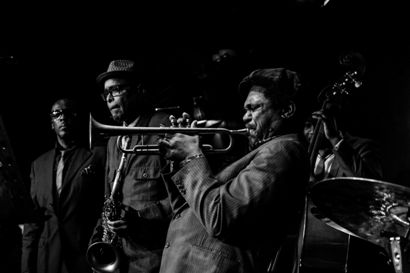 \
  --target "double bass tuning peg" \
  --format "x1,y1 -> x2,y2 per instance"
338,51 -> 366,77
